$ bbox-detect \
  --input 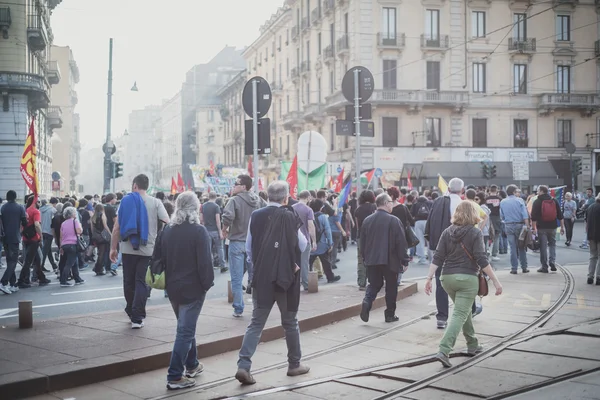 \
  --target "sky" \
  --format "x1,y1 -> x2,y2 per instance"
51,0 -> 284,152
